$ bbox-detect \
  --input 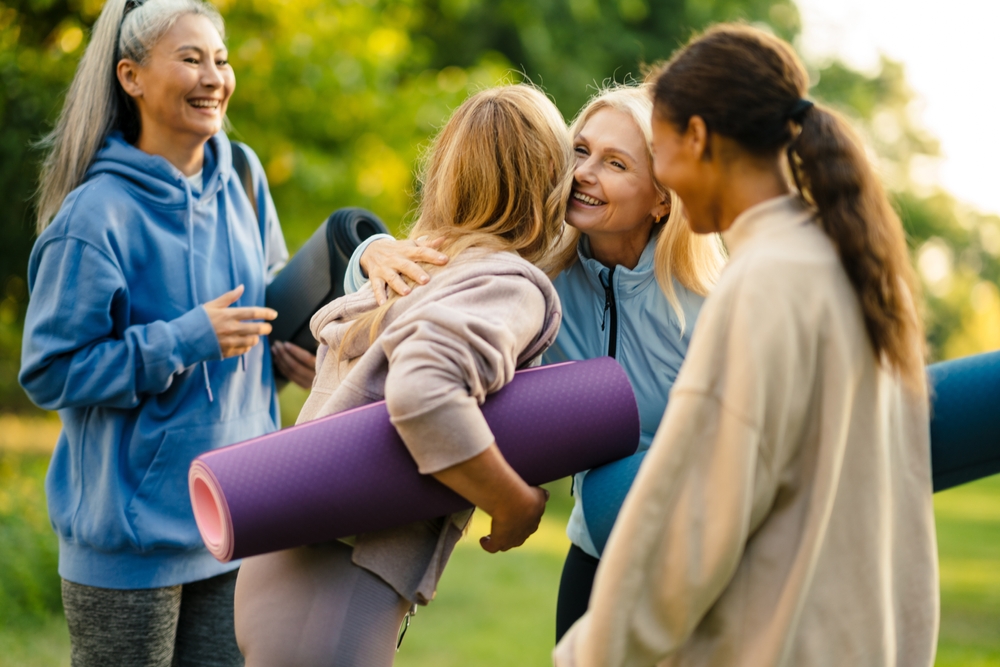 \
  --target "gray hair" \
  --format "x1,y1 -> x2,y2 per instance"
35,0 -> 225,232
